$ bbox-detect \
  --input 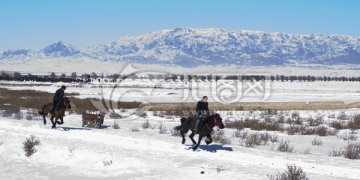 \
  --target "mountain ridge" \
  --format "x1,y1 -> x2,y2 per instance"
1,28 -> 360,67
